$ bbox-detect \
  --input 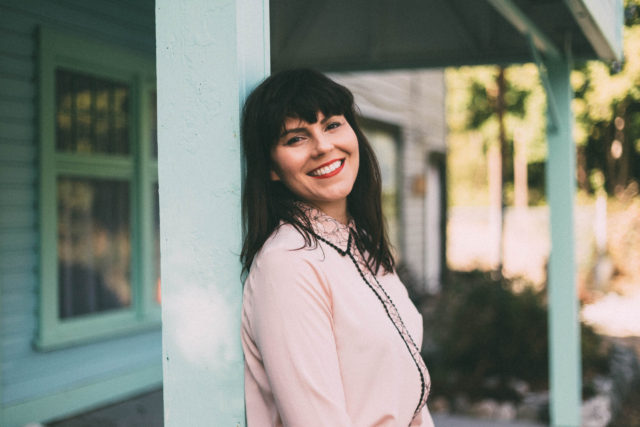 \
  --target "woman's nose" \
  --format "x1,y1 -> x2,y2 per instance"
313,133 -> 333,156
